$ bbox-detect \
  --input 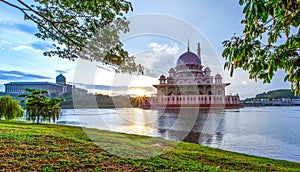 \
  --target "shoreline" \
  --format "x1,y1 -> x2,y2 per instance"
58,121 -> 300,164
1,120 -> 300,171
57,106 -> 300,164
